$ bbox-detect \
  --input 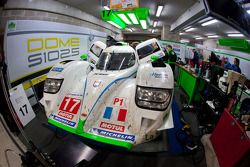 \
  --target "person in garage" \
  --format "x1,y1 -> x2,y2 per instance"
223,57 -> 232,70
166,45 -> 177,73
231,58 -> 241,74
